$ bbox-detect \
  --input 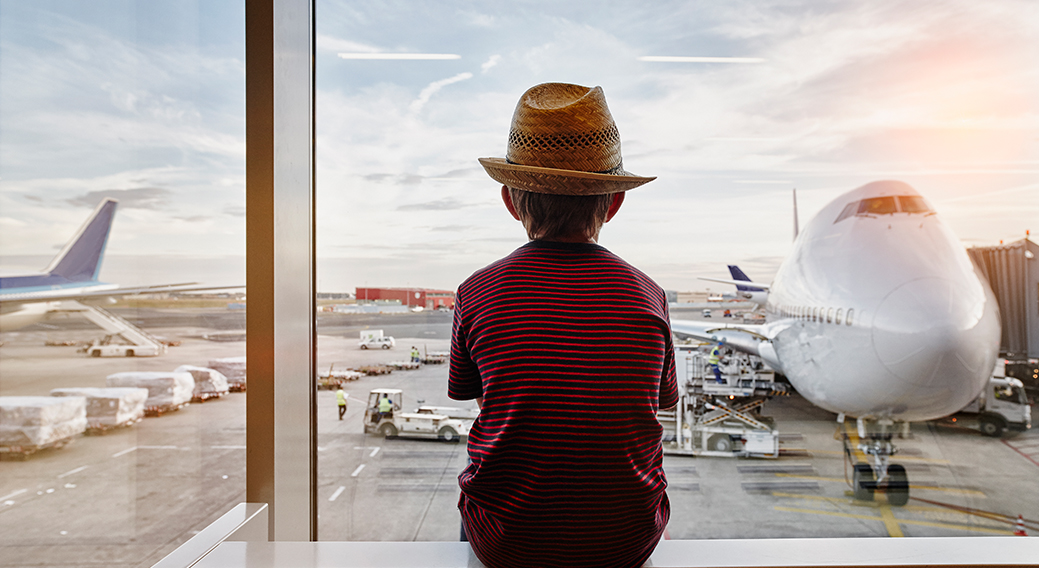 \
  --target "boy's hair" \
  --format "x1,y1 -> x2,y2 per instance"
509,187 -> 613,241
